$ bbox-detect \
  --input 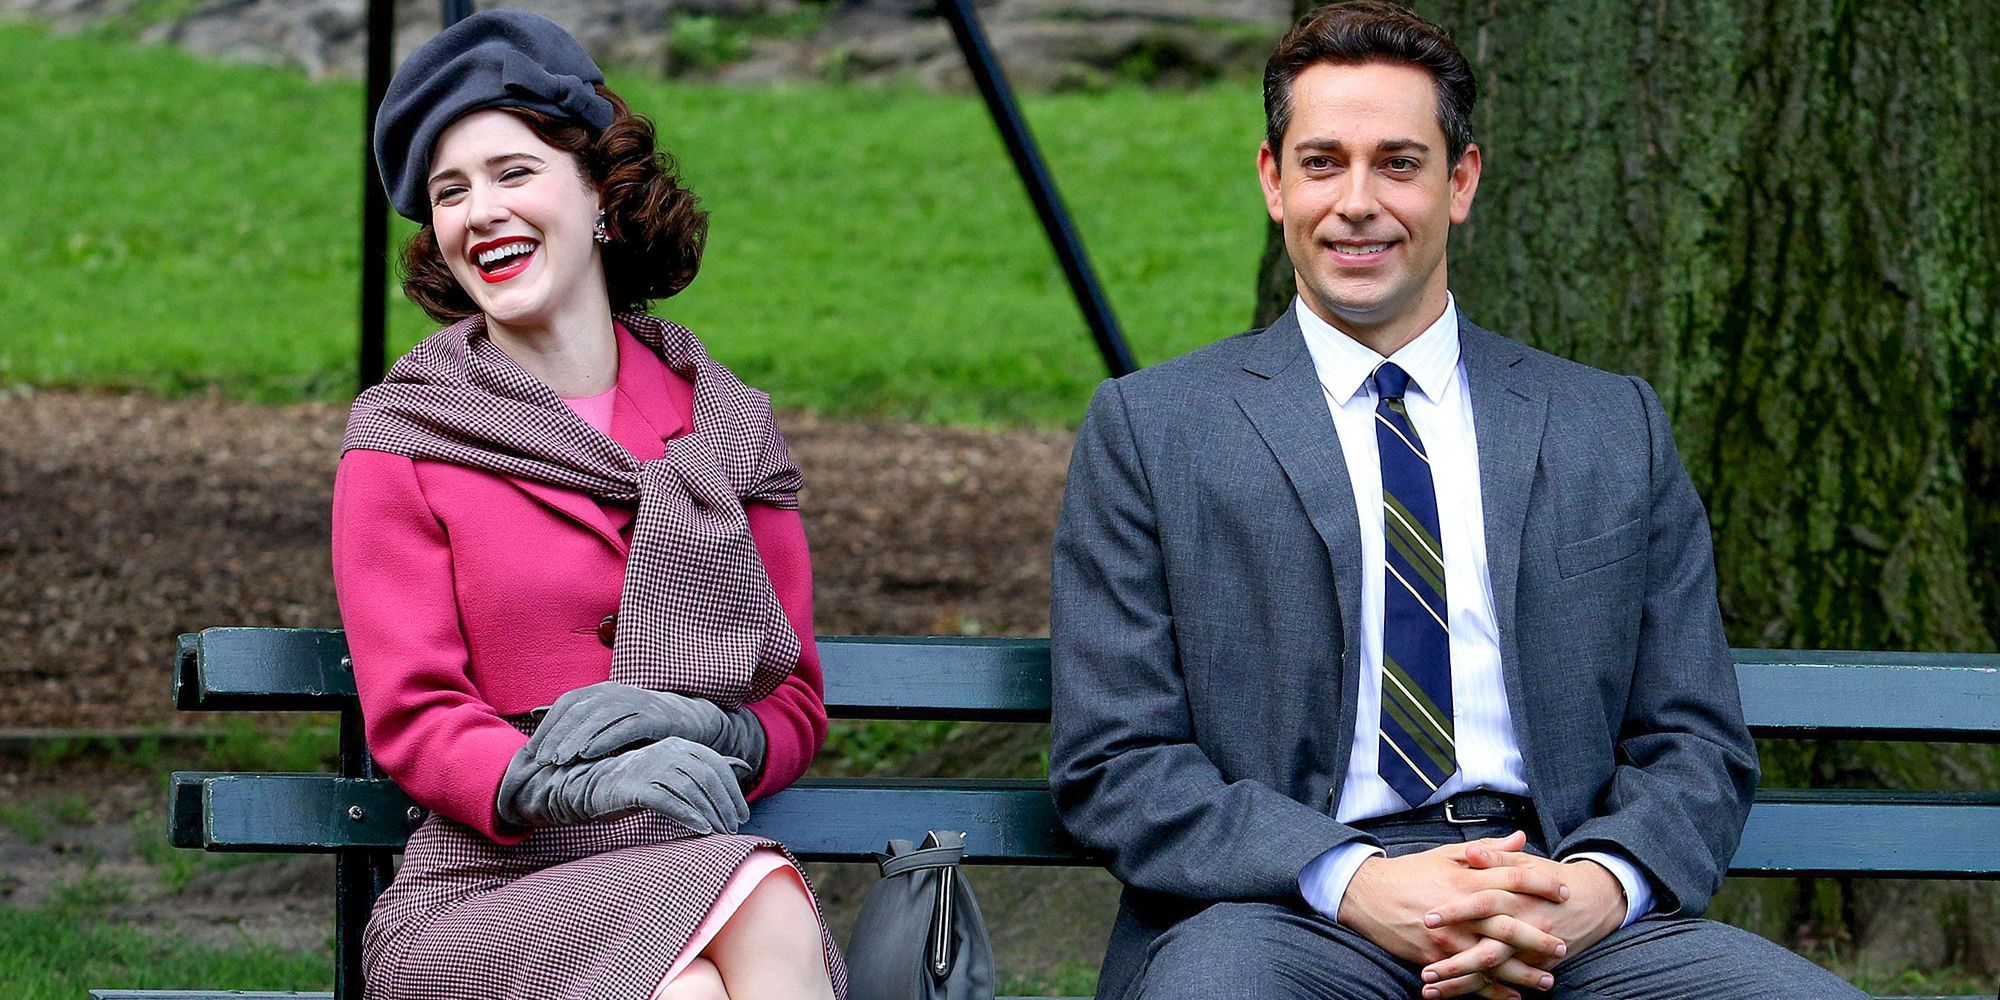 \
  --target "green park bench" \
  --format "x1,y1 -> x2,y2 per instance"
94,628 -> 2000,1000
